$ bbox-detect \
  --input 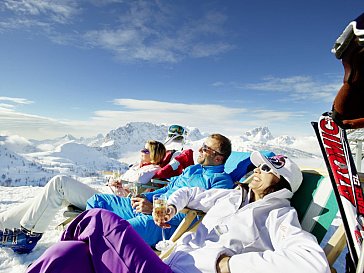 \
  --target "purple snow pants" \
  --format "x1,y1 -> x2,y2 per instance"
26,208 -> 173,273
